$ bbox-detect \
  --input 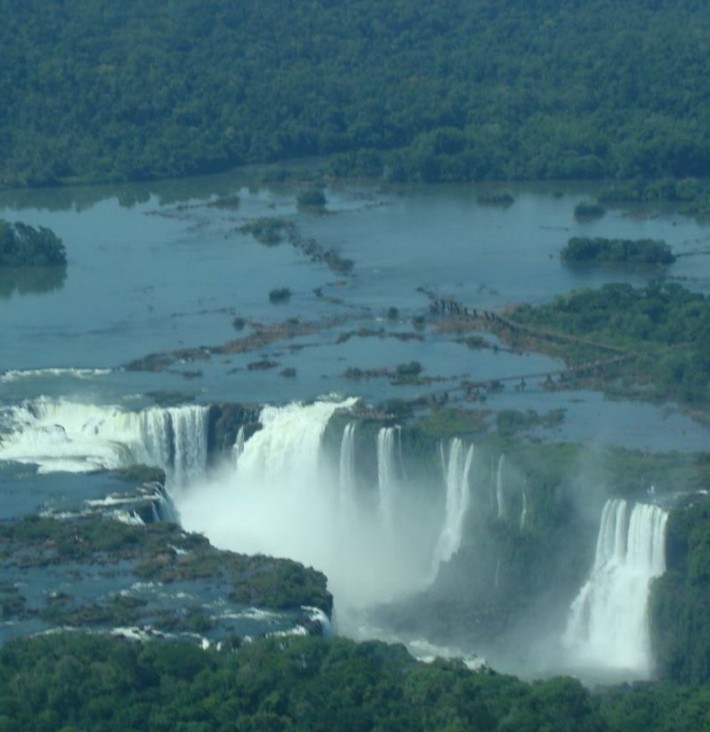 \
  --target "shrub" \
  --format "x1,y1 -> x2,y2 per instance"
477,192 -> 514,207
395,361 -> 423,378
573,200 -> 606,220
208,193 -> 240,209
239,217 -> 287,245
269,287 -> 291,303
297,188 -> 327,211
